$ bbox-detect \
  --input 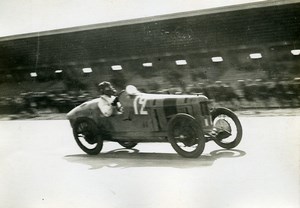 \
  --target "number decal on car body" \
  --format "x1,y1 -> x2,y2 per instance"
133,96 -> 148,115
